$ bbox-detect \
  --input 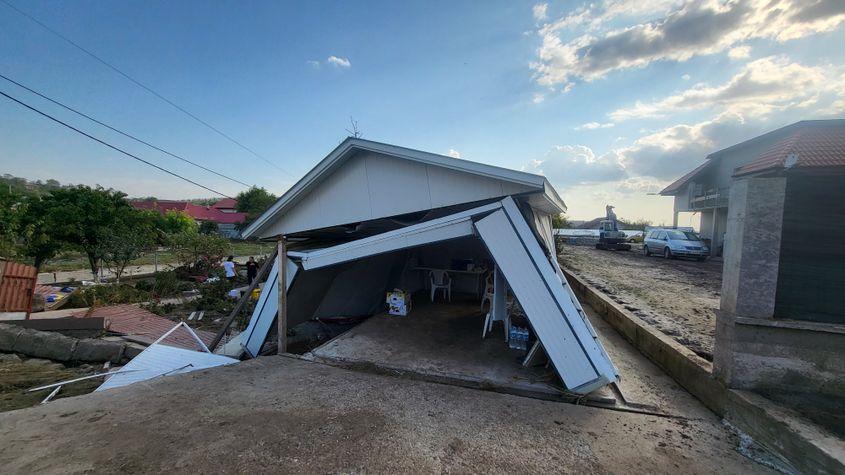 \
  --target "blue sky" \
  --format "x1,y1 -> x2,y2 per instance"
2,0 -> 844,224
